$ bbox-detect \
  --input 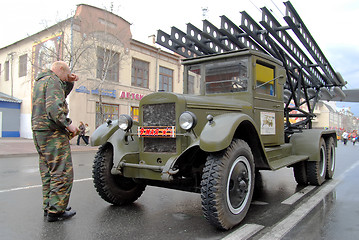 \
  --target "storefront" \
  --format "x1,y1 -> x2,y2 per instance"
73,84 -> 150,130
